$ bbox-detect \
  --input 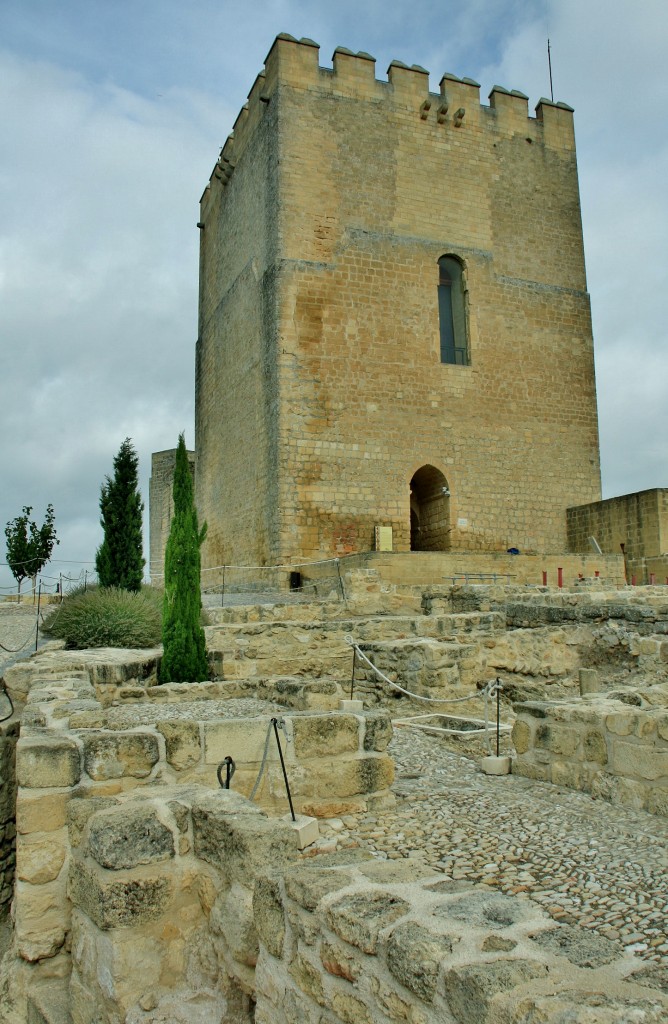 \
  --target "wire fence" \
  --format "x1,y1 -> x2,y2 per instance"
152,557 -> 346,607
